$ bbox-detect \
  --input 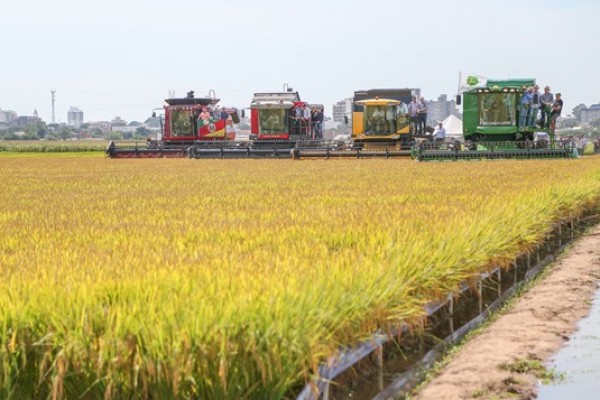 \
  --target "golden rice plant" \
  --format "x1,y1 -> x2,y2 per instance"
1,155 -> 600,399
